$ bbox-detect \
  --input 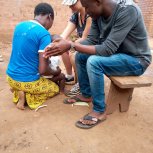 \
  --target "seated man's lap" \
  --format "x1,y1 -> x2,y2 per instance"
75,52 -> 91,64
86,53 -> 144,76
